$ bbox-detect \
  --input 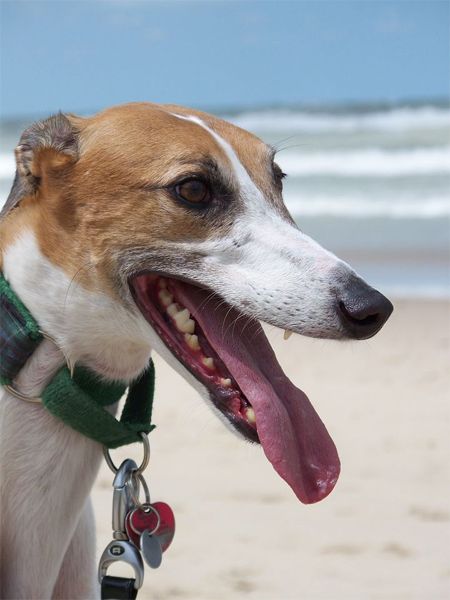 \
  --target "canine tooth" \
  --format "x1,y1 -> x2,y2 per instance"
158,289 -> 173,307
185,333 -> 200,350
220,378 -> 232,387
283,329 -> 293,340
167,303 -> 179,317
202,357 -> 215,370
245,407 -> 256,424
